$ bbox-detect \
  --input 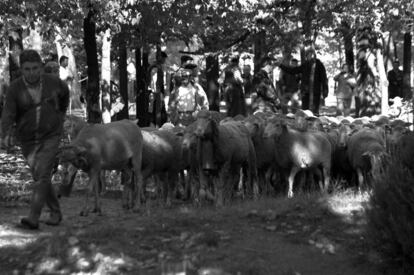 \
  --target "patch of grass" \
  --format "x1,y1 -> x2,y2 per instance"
365,156 -> 414,273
